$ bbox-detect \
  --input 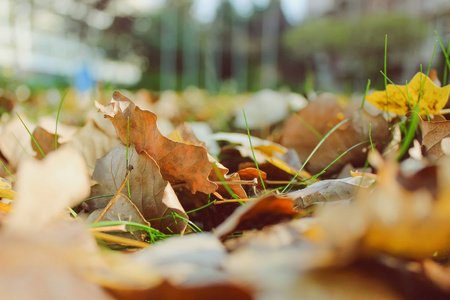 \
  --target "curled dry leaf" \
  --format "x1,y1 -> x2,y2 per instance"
88,194 -> 151,243
31,126 -> 59,159
281,94 -> 390,175
89,144 -> 187,234
288,176 -> 375,209
96,91 -> 217,194
419,116 -> 450,161
214,194 -> 299,239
